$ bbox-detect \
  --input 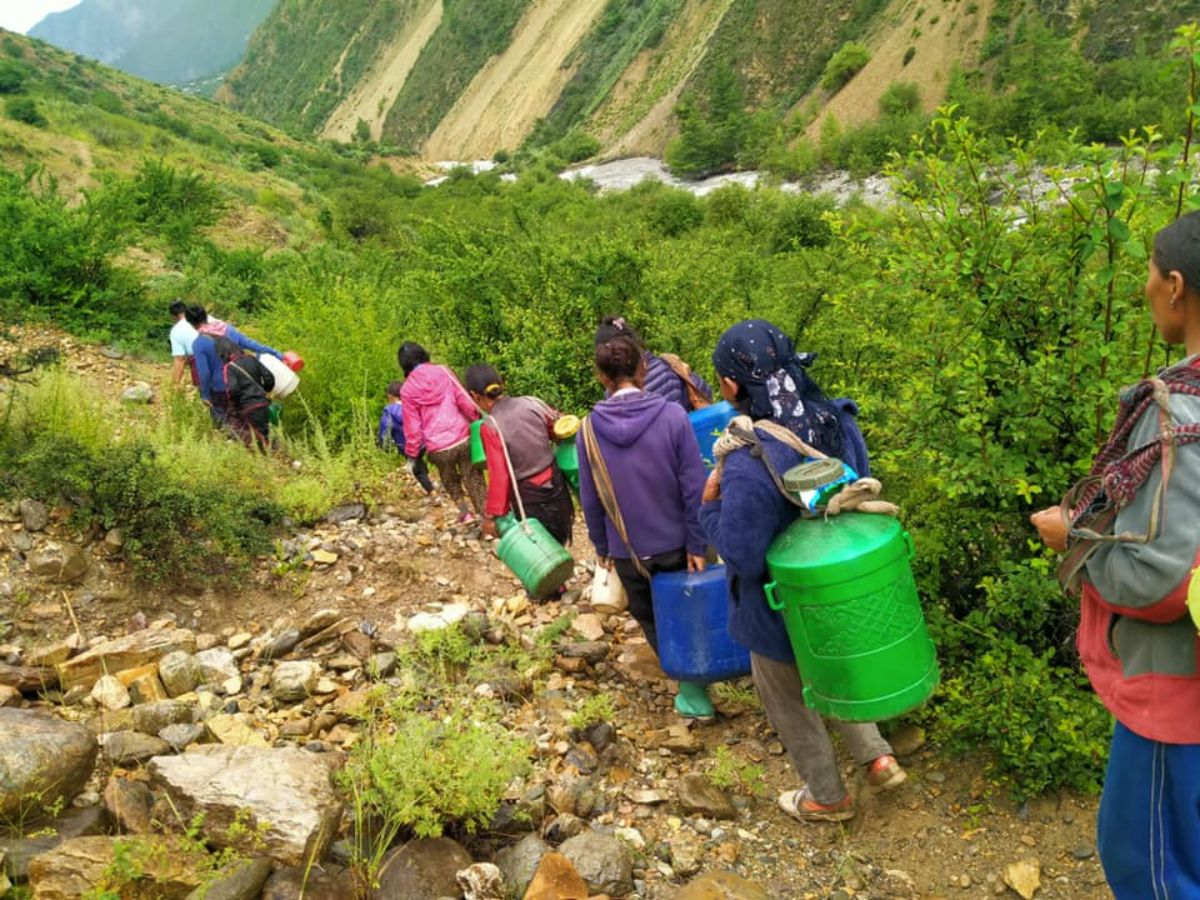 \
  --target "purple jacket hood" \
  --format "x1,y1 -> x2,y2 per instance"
588,391 -> 669,447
